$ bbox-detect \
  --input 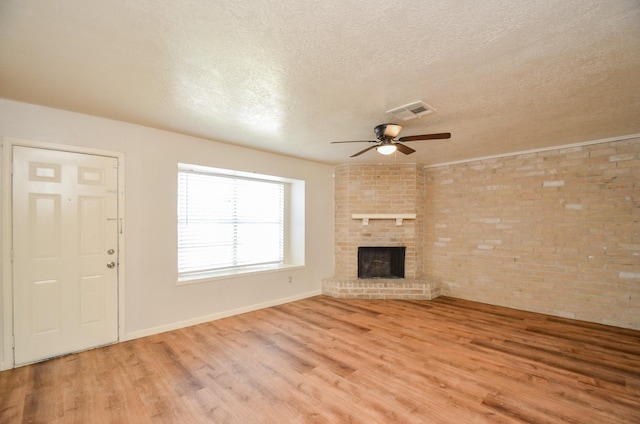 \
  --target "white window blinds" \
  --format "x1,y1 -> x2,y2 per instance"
178,169 -> 285,276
